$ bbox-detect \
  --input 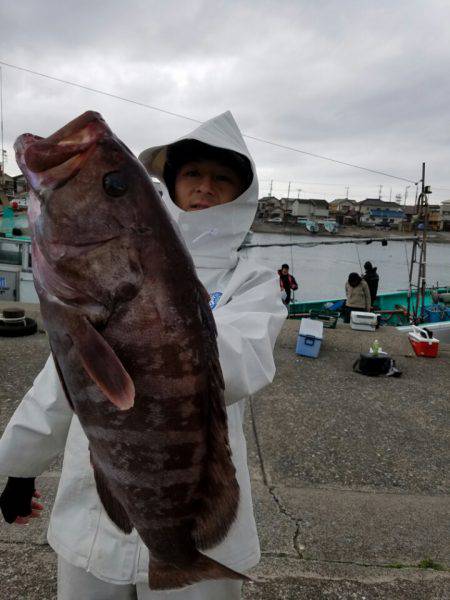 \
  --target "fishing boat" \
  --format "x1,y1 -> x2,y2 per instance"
288,286 -> 450,326
0,234 -> 35,303
322,220 -> 338,234
305,220 -> 319,233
